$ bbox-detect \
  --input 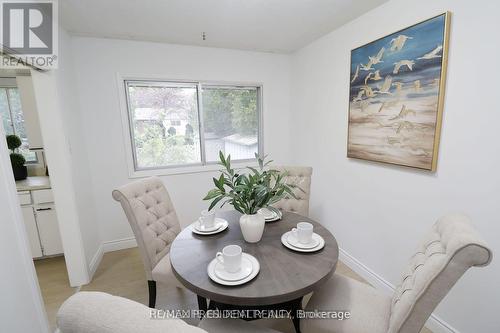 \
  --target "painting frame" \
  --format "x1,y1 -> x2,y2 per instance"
346,12 -> 451,171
